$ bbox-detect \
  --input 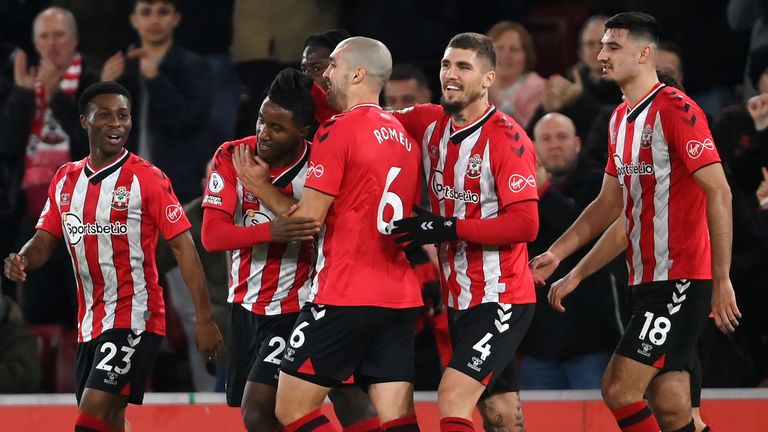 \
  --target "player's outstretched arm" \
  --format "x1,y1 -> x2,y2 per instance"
3,230 -> 59,282
693,163 -> 741,333
548,215 -> 626,312
168,231 -> 224,360
232,143 -> 298,216
530,173 -> 623,285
